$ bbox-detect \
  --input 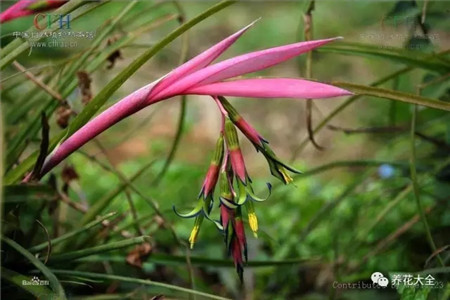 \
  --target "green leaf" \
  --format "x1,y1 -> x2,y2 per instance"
319,42 -> 450,73
76,253 -> 313,268
333,82 -> 450,111
1,267 -> 55,299
173,198 -> 204,218
4,184 -> 57,204
28,212 -> 118,253
47,236 -> 150,263
2,236 -> 67,299
51,270 -> 230,300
